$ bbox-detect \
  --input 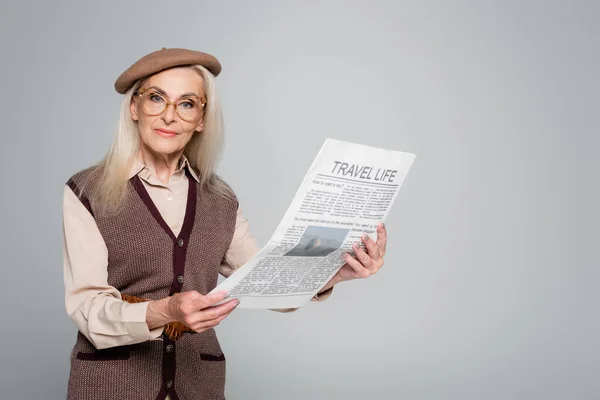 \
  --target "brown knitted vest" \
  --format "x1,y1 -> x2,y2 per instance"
65,167 -> 238,400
